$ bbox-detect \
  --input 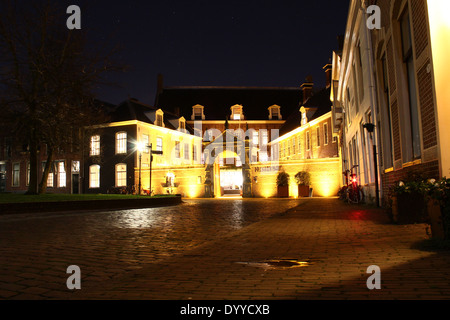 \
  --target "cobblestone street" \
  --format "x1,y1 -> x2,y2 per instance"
1,198 -> 450,300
